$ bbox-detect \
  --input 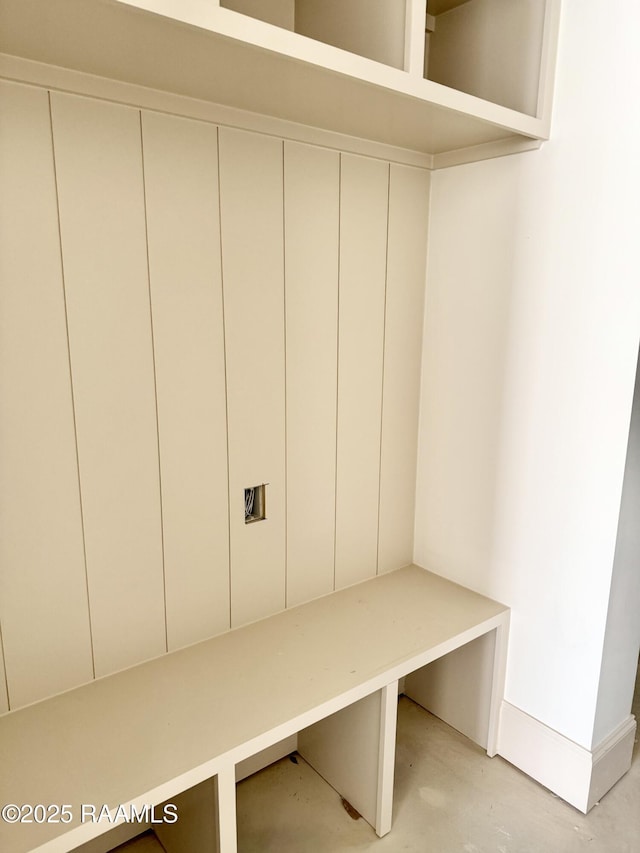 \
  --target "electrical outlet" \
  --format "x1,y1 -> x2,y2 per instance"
244,484 -> 266,523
